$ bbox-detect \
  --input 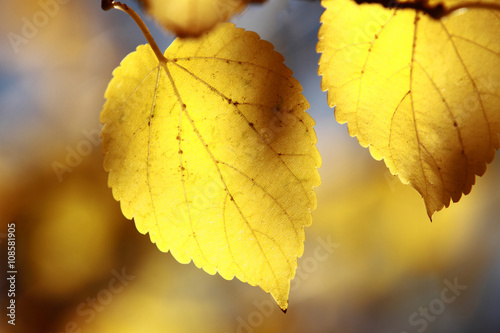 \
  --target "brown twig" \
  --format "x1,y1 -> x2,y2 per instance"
353,0 -> 500,19
101,0 -> 167,64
